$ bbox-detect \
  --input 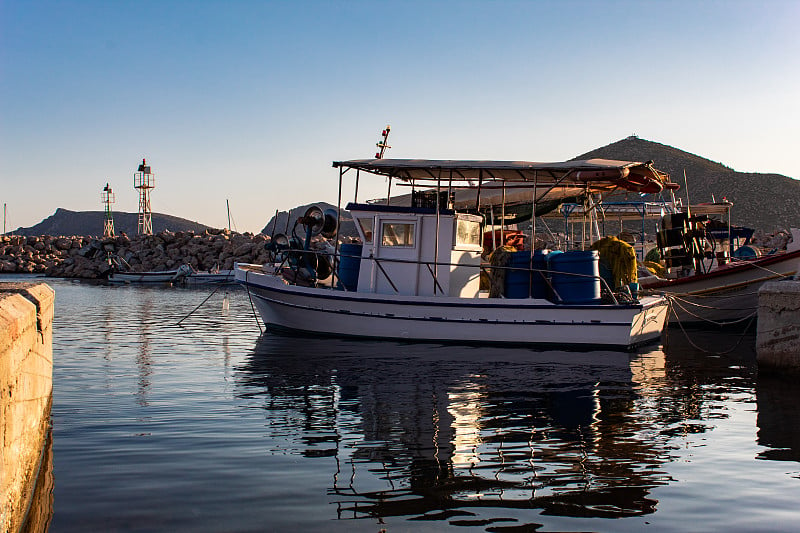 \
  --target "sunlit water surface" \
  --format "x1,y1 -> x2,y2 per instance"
7,276 -> 800,532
